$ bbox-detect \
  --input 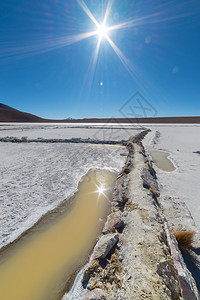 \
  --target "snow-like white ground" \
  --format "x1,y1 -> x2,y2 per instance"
0,140 -> 126,248
0,123 -> 143,141
1,122 -> 200,248
143,125 -> 200,232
